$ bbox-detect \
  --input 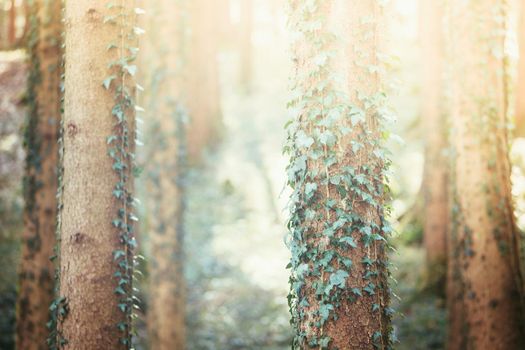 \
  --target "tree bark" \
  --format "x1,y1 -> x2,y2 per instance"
16,0 -> 62,348
515,0 -> 525,137
141,0 -> 186,348
186,0 -> 222,163
420,0 -> 448,281
8,0 -> 16,45
287,1 -> 392,349
59,0 -> 137,348
447,1 -> 525,349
